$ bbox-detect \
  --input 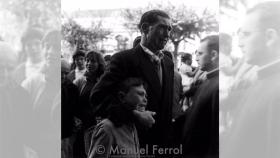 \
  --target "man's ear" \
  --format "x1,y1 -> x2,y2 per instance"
118,91 -> 126,103
141,23 -> 150,34
210,50 -> 219,62
265,28 -> 279,47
